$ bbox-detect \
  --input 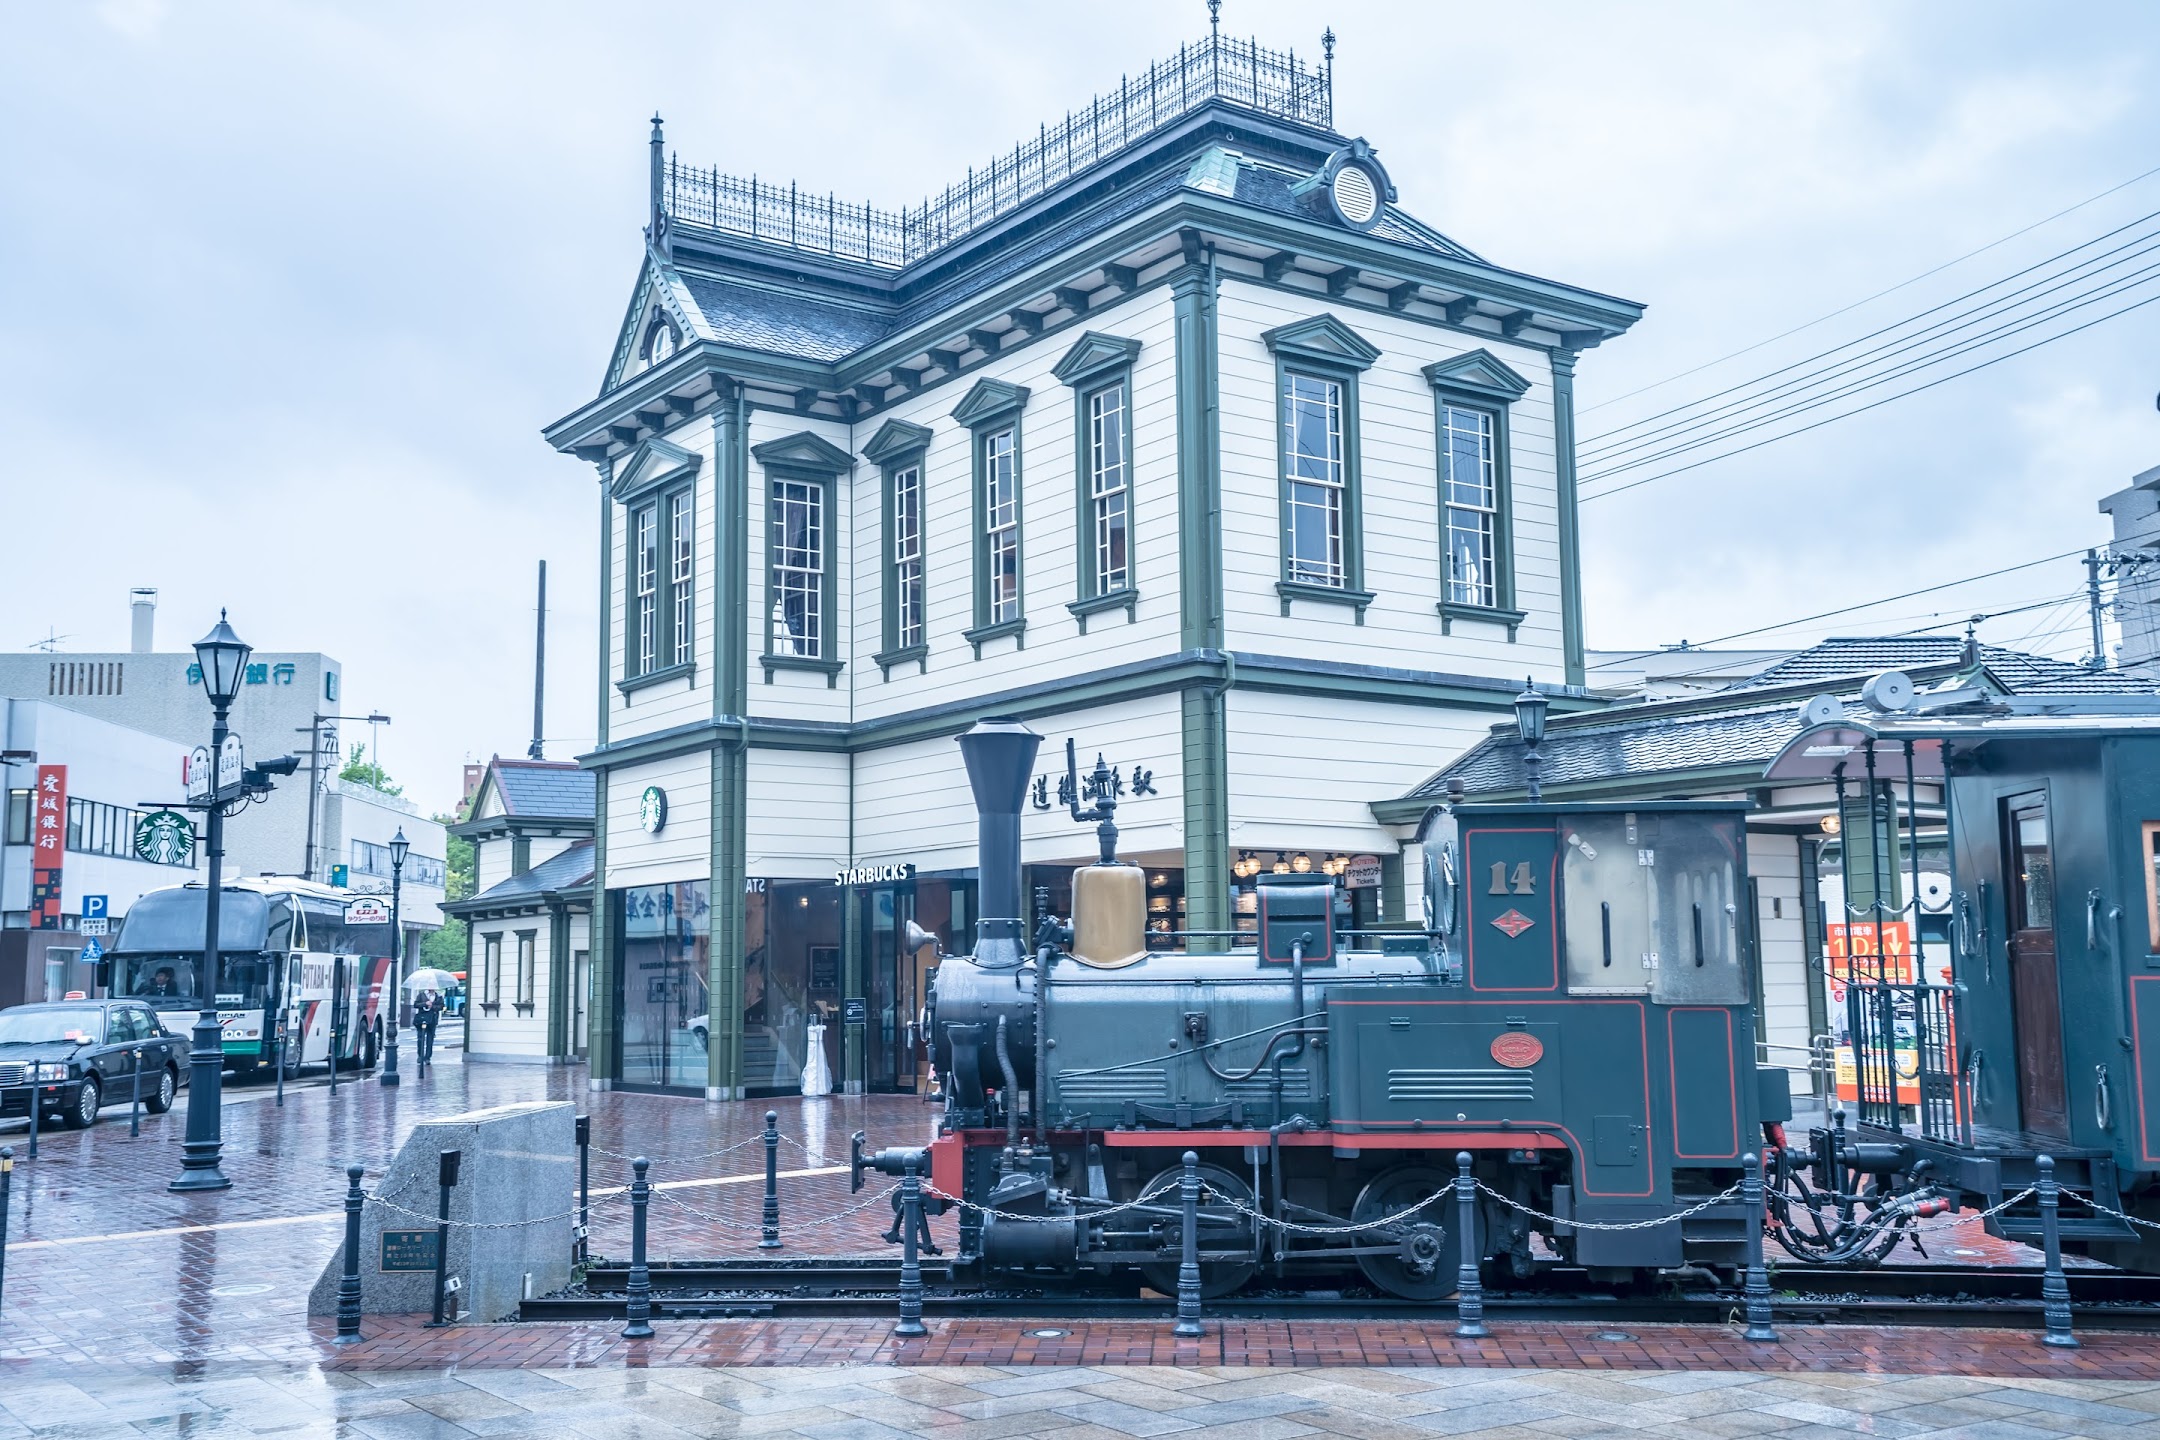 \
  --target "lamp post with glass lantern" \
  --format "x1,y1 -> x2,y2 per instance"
1514,678 -> 1550,804
171,613 -> 250,1193
381,828 -> 410,1086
